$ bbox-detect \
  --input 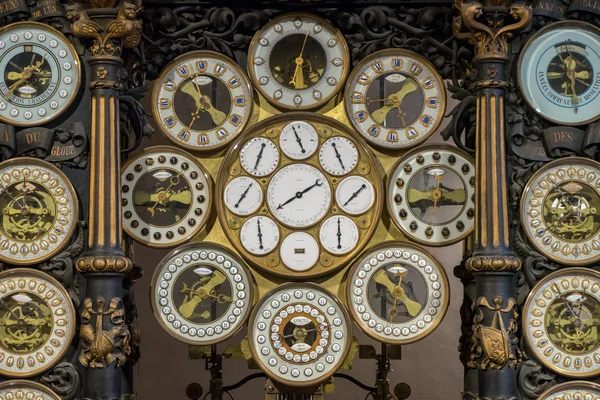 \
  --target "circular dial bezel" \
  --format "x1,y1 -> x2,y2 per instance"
240,215 -> 281,256
150,242 -> 254,346
517,20 -> 600,126
336,175 -> 375,216
520,157 -> 600,265
0,22 -> 81,127
538,381 -> 600,400
279,121 -> 319,160
387,145 -> 475,246
224,176 -> 264,216
152,50 -> 253,152
318,215 -> 359,255
0,268 -> 76,378
247,282 -> 352,387
0,380 -> 62,400
347,241 -> 450,345
240,137 -> 280,177
319,136 -> 359,176
344,48 -> 446,151
121,145 -> 212,248
0,157 -> 78,265
216,112 -> 384,280
523,267 -> 600,378
247,13 -> 350,111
